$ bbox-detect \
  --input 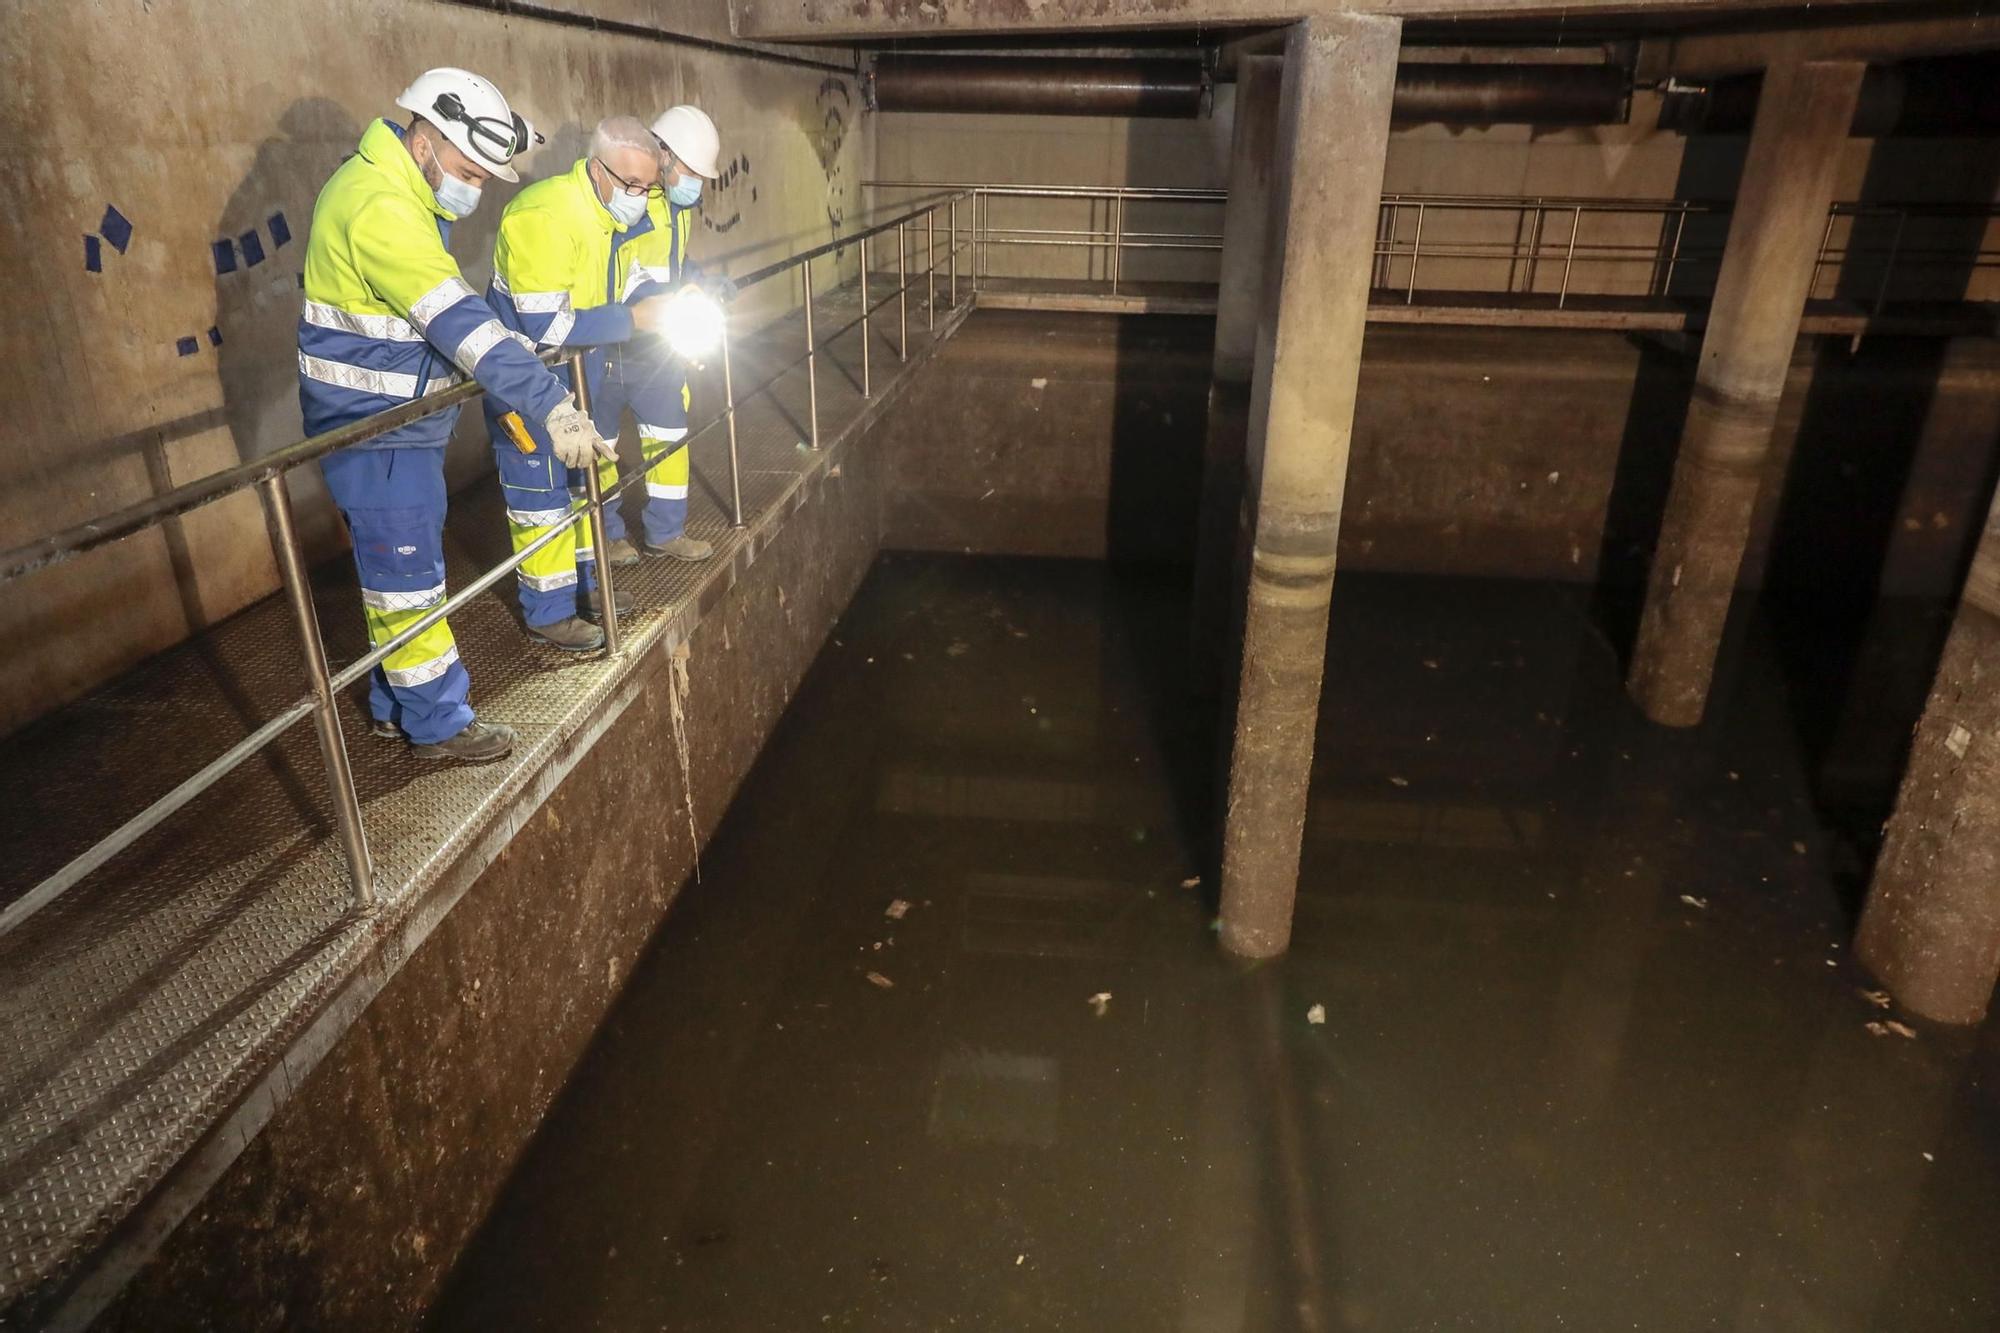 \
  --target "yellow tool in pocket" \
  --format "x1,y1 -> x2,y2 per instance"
498,411 -> 537,454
